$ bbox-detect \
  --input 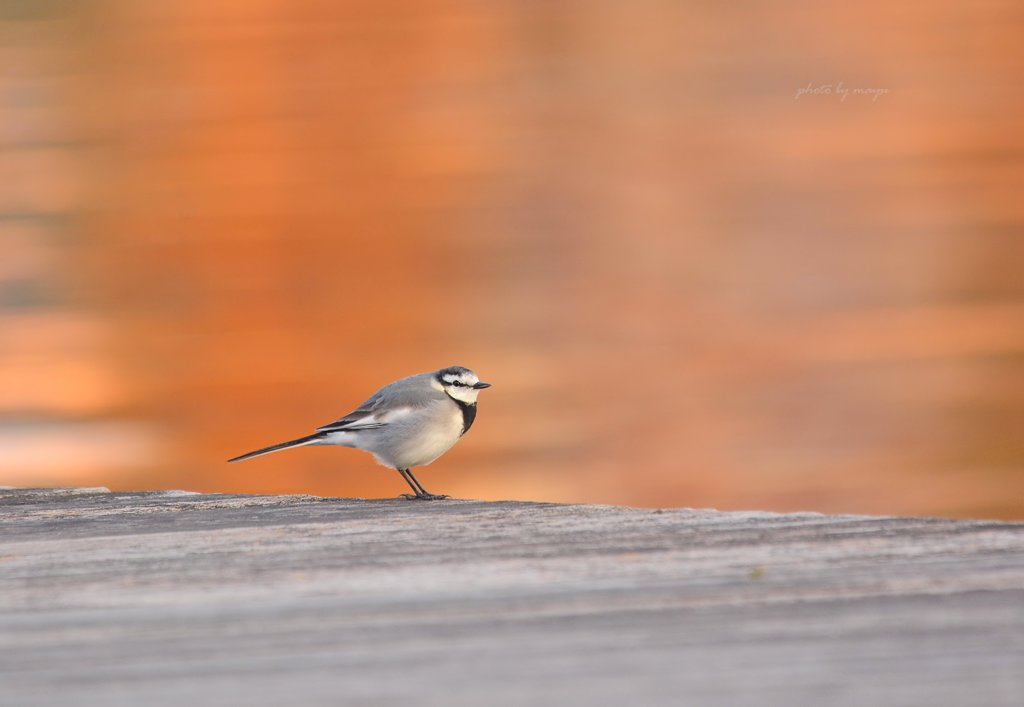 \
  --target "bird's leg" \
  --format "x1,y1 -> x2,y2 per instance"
396,468 -> 425,499
403,468 -> 449,500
